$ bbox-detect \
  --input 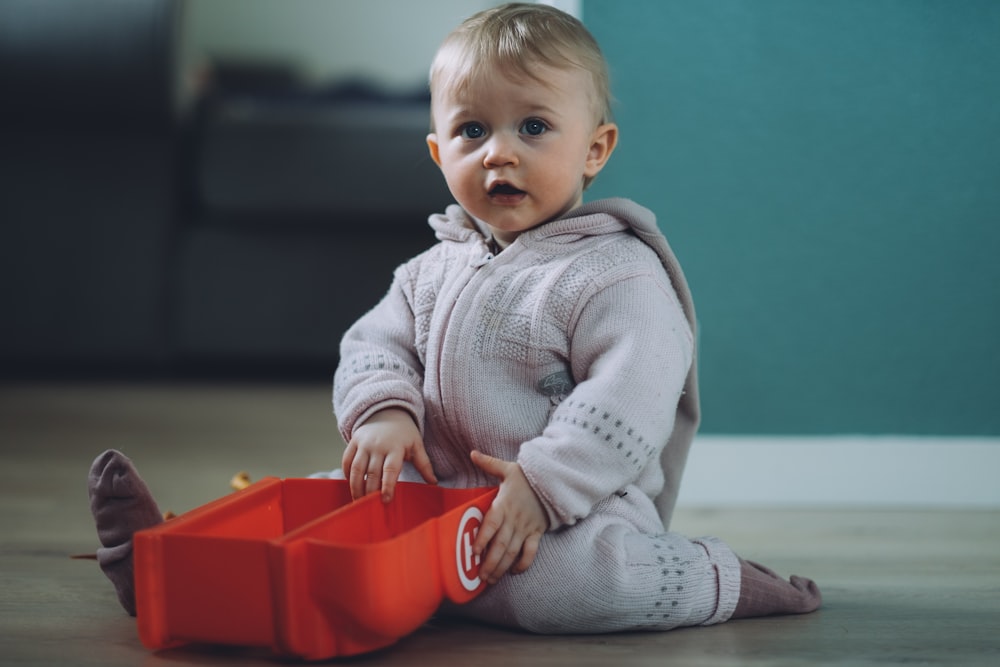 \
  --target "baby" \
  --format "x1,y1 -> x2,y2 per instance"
90,2 -> 820,633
